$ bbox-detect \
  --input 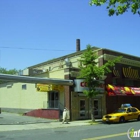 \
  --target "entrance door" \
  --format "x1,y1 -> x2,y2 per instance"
93,99 -> 102,118
48,91 -> 59,108
79,99 -> 86,118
